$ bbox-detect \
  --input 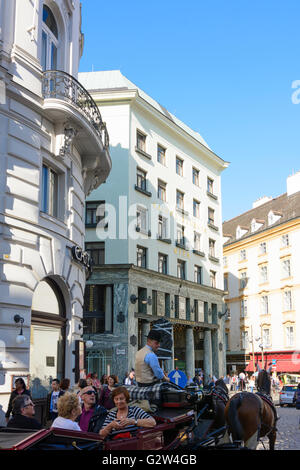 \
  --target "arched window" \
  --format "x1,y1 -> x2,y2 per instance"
41,4 -> 59,71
